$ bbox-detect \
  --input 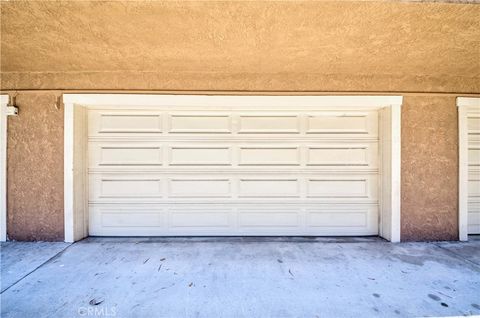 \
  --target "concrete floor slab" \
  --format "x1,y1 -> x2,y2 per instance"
436,235 -> 480,267
0,241 -> 70,292
1,238 -> 479,318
